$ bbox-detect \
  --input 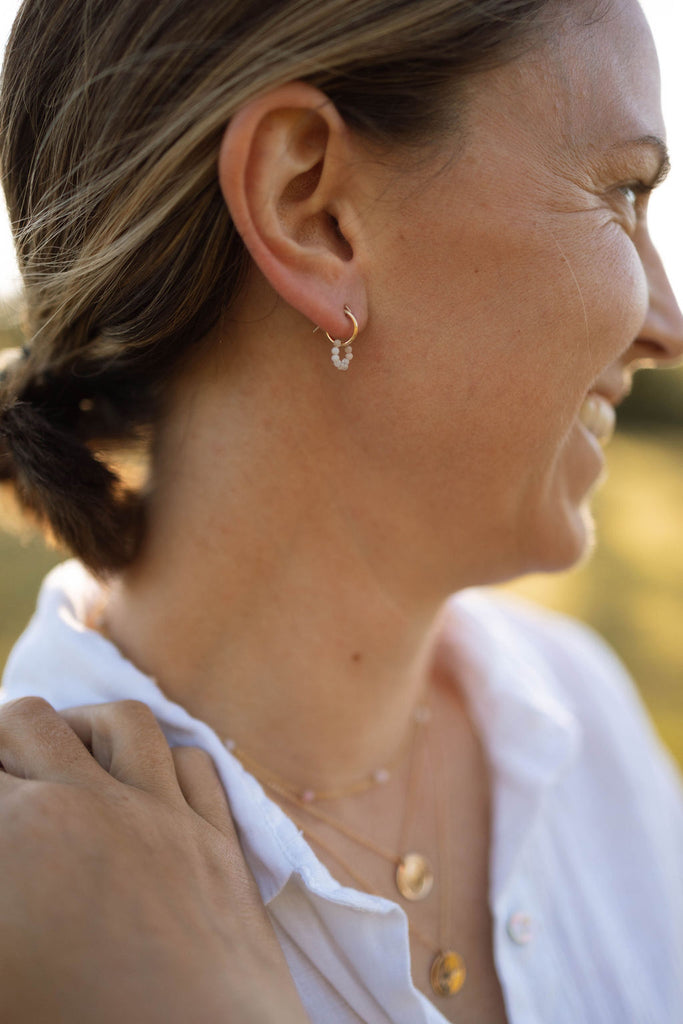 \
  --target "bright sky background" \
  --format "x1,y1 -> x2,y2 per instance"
0,1 -> 681,303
